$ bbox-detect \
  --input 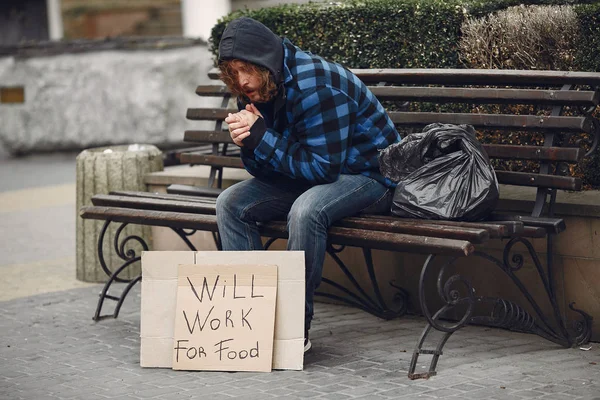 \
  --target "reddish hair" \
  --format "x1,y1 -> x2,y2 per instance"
218,59 -> 278,103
